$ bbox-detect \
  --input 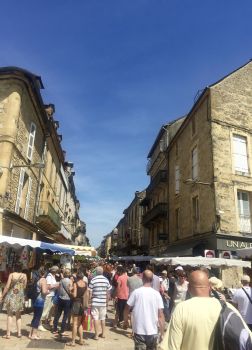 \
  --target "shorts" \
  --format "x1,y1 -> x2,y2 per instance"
91,306 -> 107,321
72,300 -> 84,316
